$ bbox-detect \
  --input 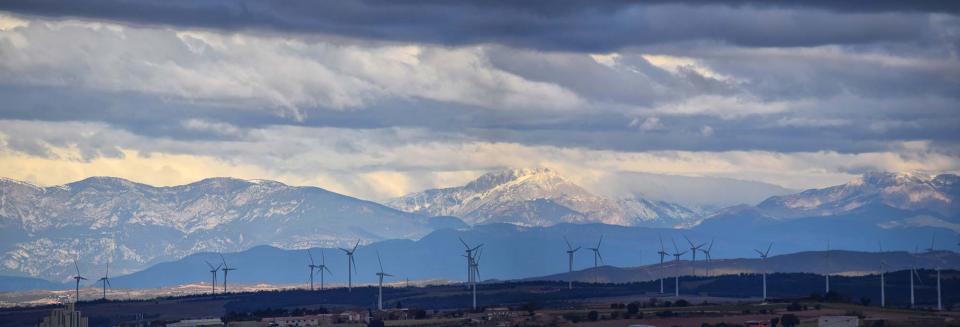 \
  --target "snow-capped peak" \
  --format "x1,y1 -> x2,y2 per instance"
386,168 -> 700,227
